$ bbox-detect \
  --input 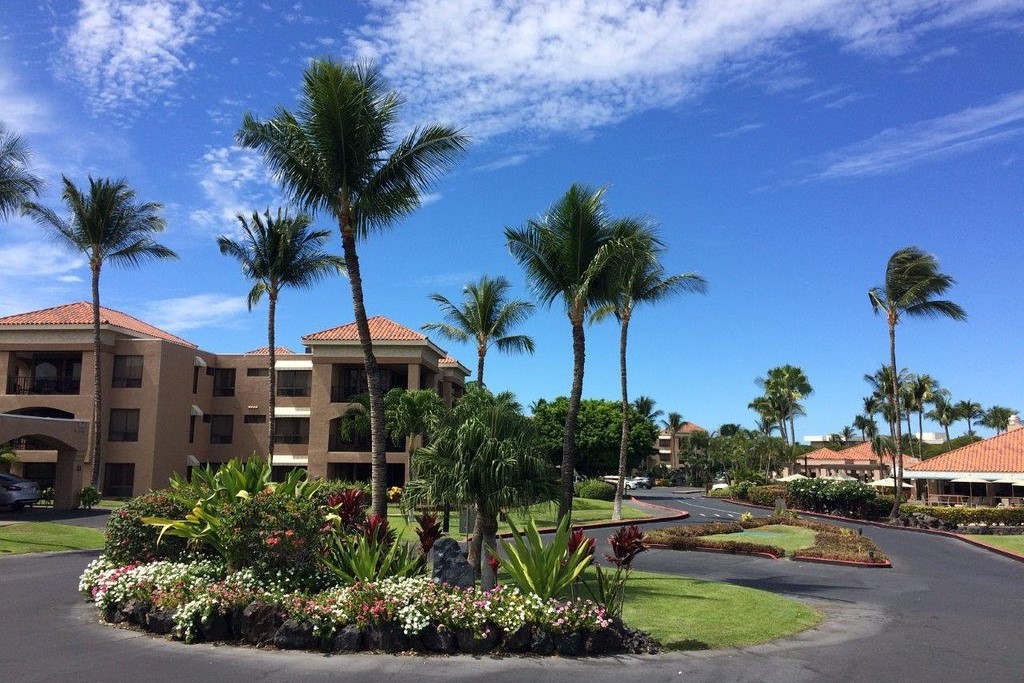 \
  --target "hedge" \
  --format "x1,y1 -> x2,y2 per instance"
901,505 -> 1024,526
574,478 -> 616,501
